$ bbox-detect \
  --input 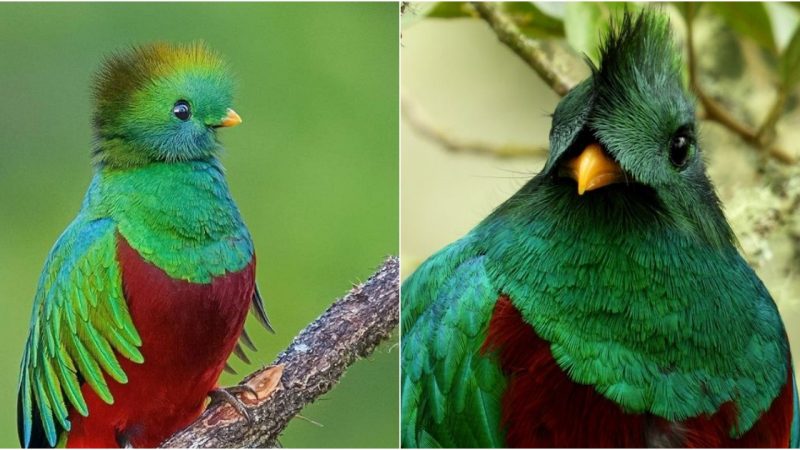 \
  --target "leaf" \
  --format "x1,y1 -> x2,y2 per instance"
564,3 -> 605,64
780,24 -> 800,88
707,2 -> 776,54
401,2 -> 438,30
534,2 -> 565,20
421,2 -> 564,39
501,2 -> 565,39
764,2 -> 800,52
563,2 -> 630,65
789,3 -> 800,14
672,2 -> 702,23
426,2 -> 474,19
